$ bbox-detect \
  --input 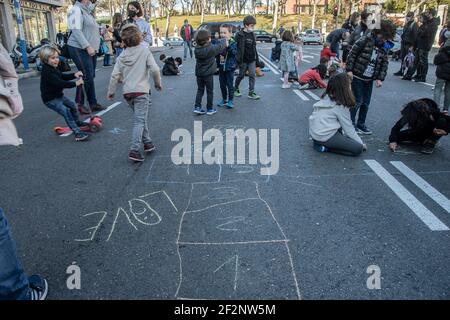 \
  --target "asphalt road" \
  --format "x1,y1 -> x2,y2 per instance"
0,43 -> 449,299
